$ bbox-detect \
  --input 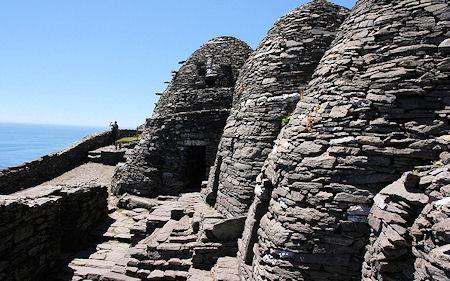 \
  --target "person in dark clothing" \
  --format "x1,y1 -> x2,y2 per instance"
110,121 -> 119,148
